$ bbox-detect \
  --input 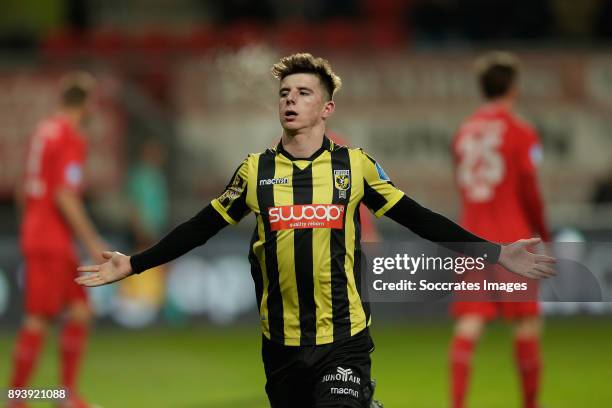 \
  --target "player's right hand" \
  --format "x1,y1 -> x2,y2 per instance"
75,251 -> 133,287
498,238 -> 557,279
